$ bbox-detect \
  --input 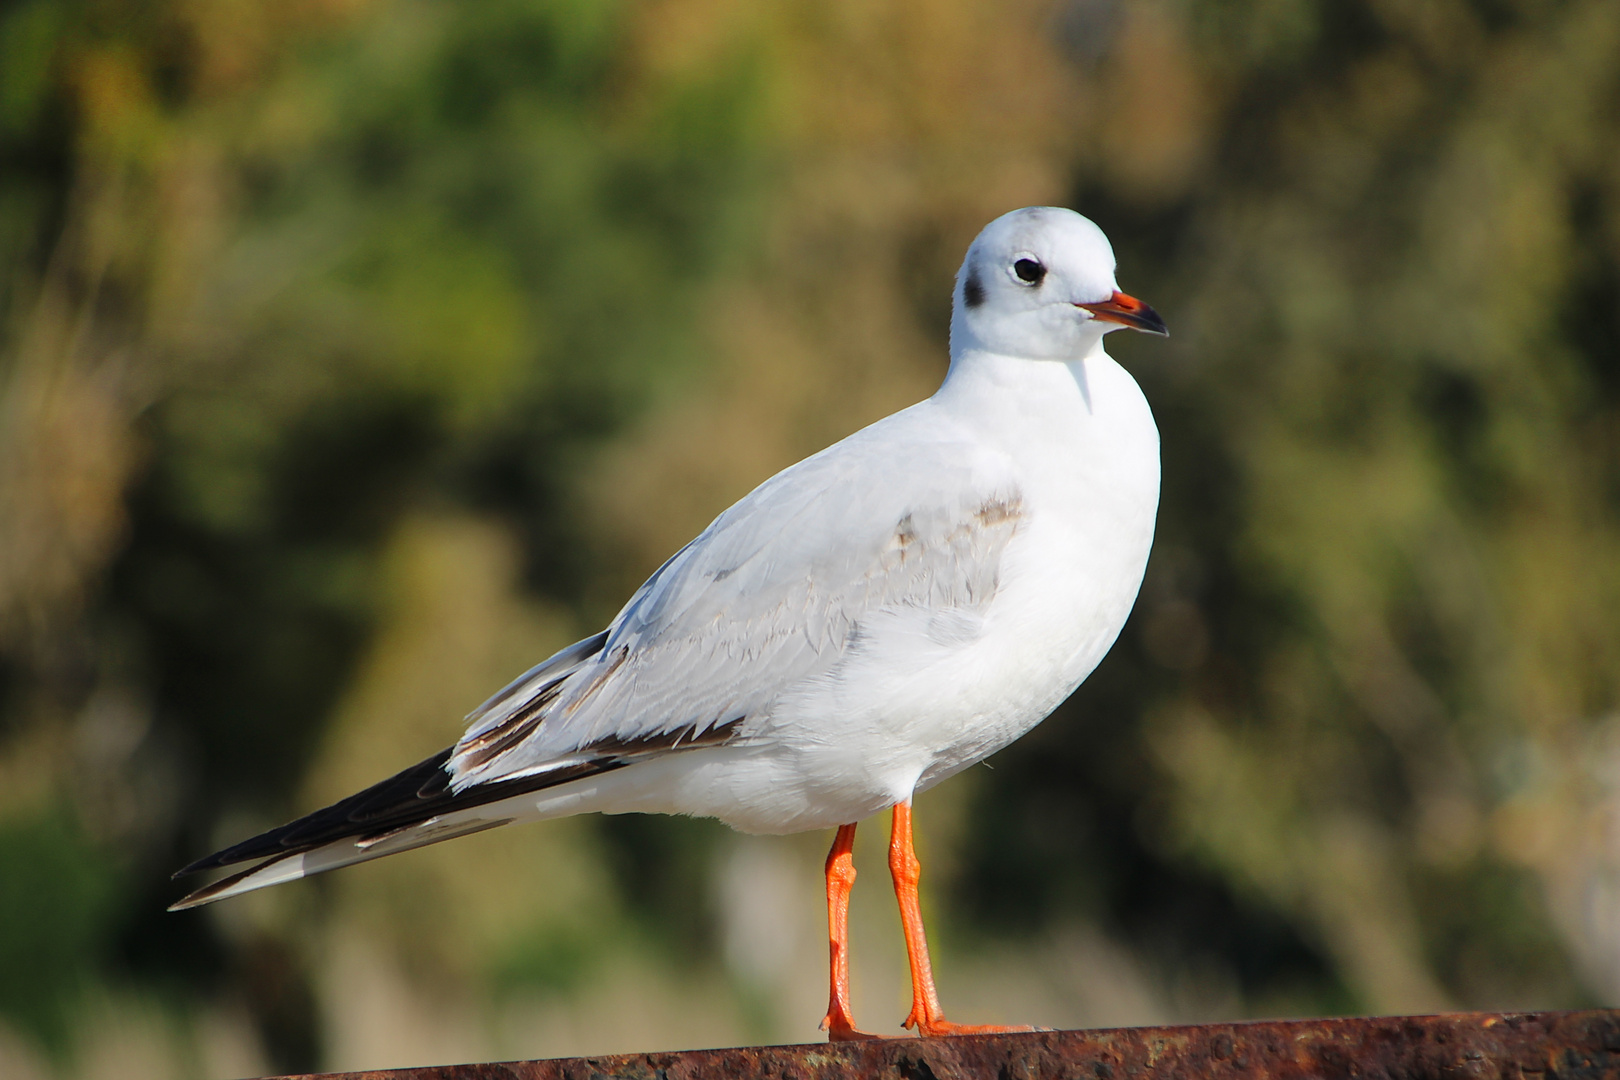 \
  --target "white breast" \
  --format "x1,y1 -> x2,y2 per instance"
664,344 -> 1161,835
909,345 -> 1160,785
